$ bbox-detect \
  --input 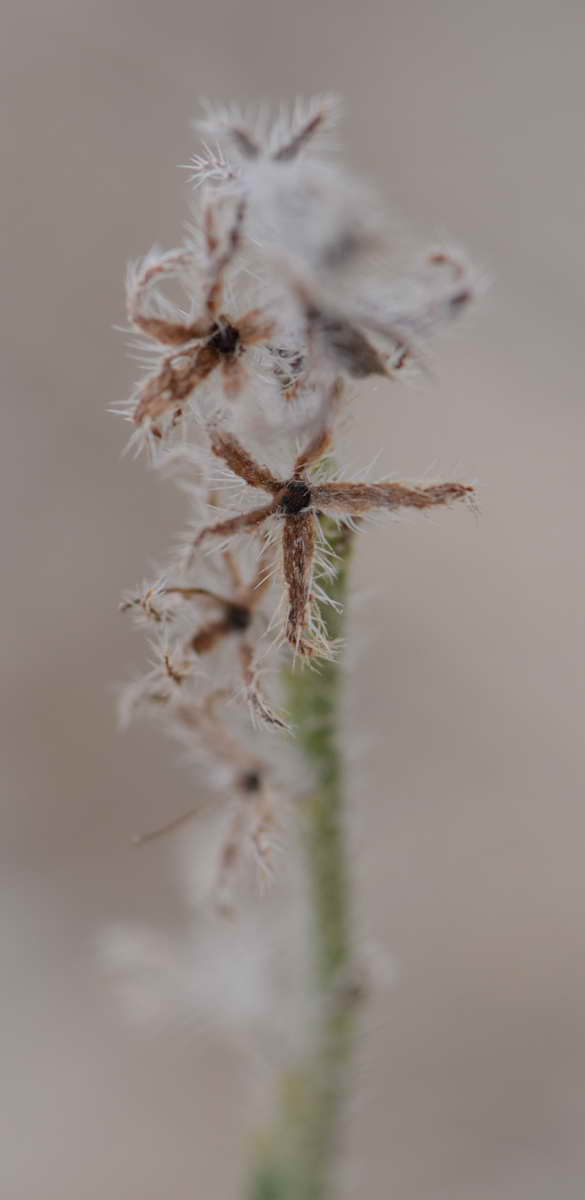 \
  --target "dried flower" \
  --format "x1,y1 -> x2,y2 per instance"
191,403 -> 473,655
132,691 -> 280,905
125,202 -> 274,438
